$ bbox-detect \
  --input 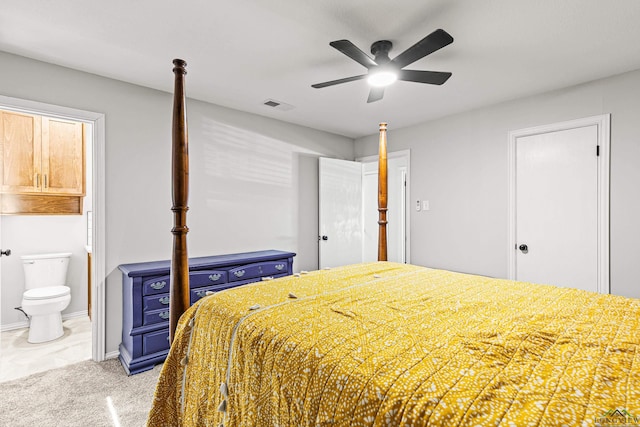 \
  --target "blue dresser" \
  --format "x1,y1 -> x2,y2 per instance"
118,249 -> 296,375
